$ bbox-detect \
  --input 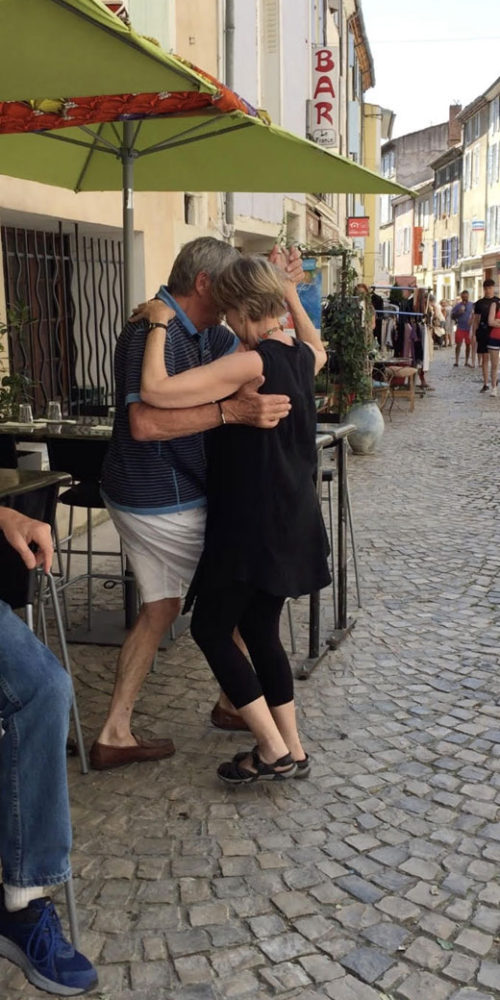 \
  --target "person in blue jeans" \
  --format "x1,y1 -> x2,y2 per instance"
0,506 -> 97,995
